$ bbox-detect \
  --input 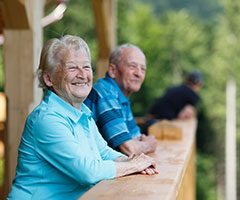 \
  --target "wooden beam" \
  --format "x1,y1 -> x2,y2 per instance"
91,0 -> 116,78
4,30 -> 34,196
0,0 -> 29,29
